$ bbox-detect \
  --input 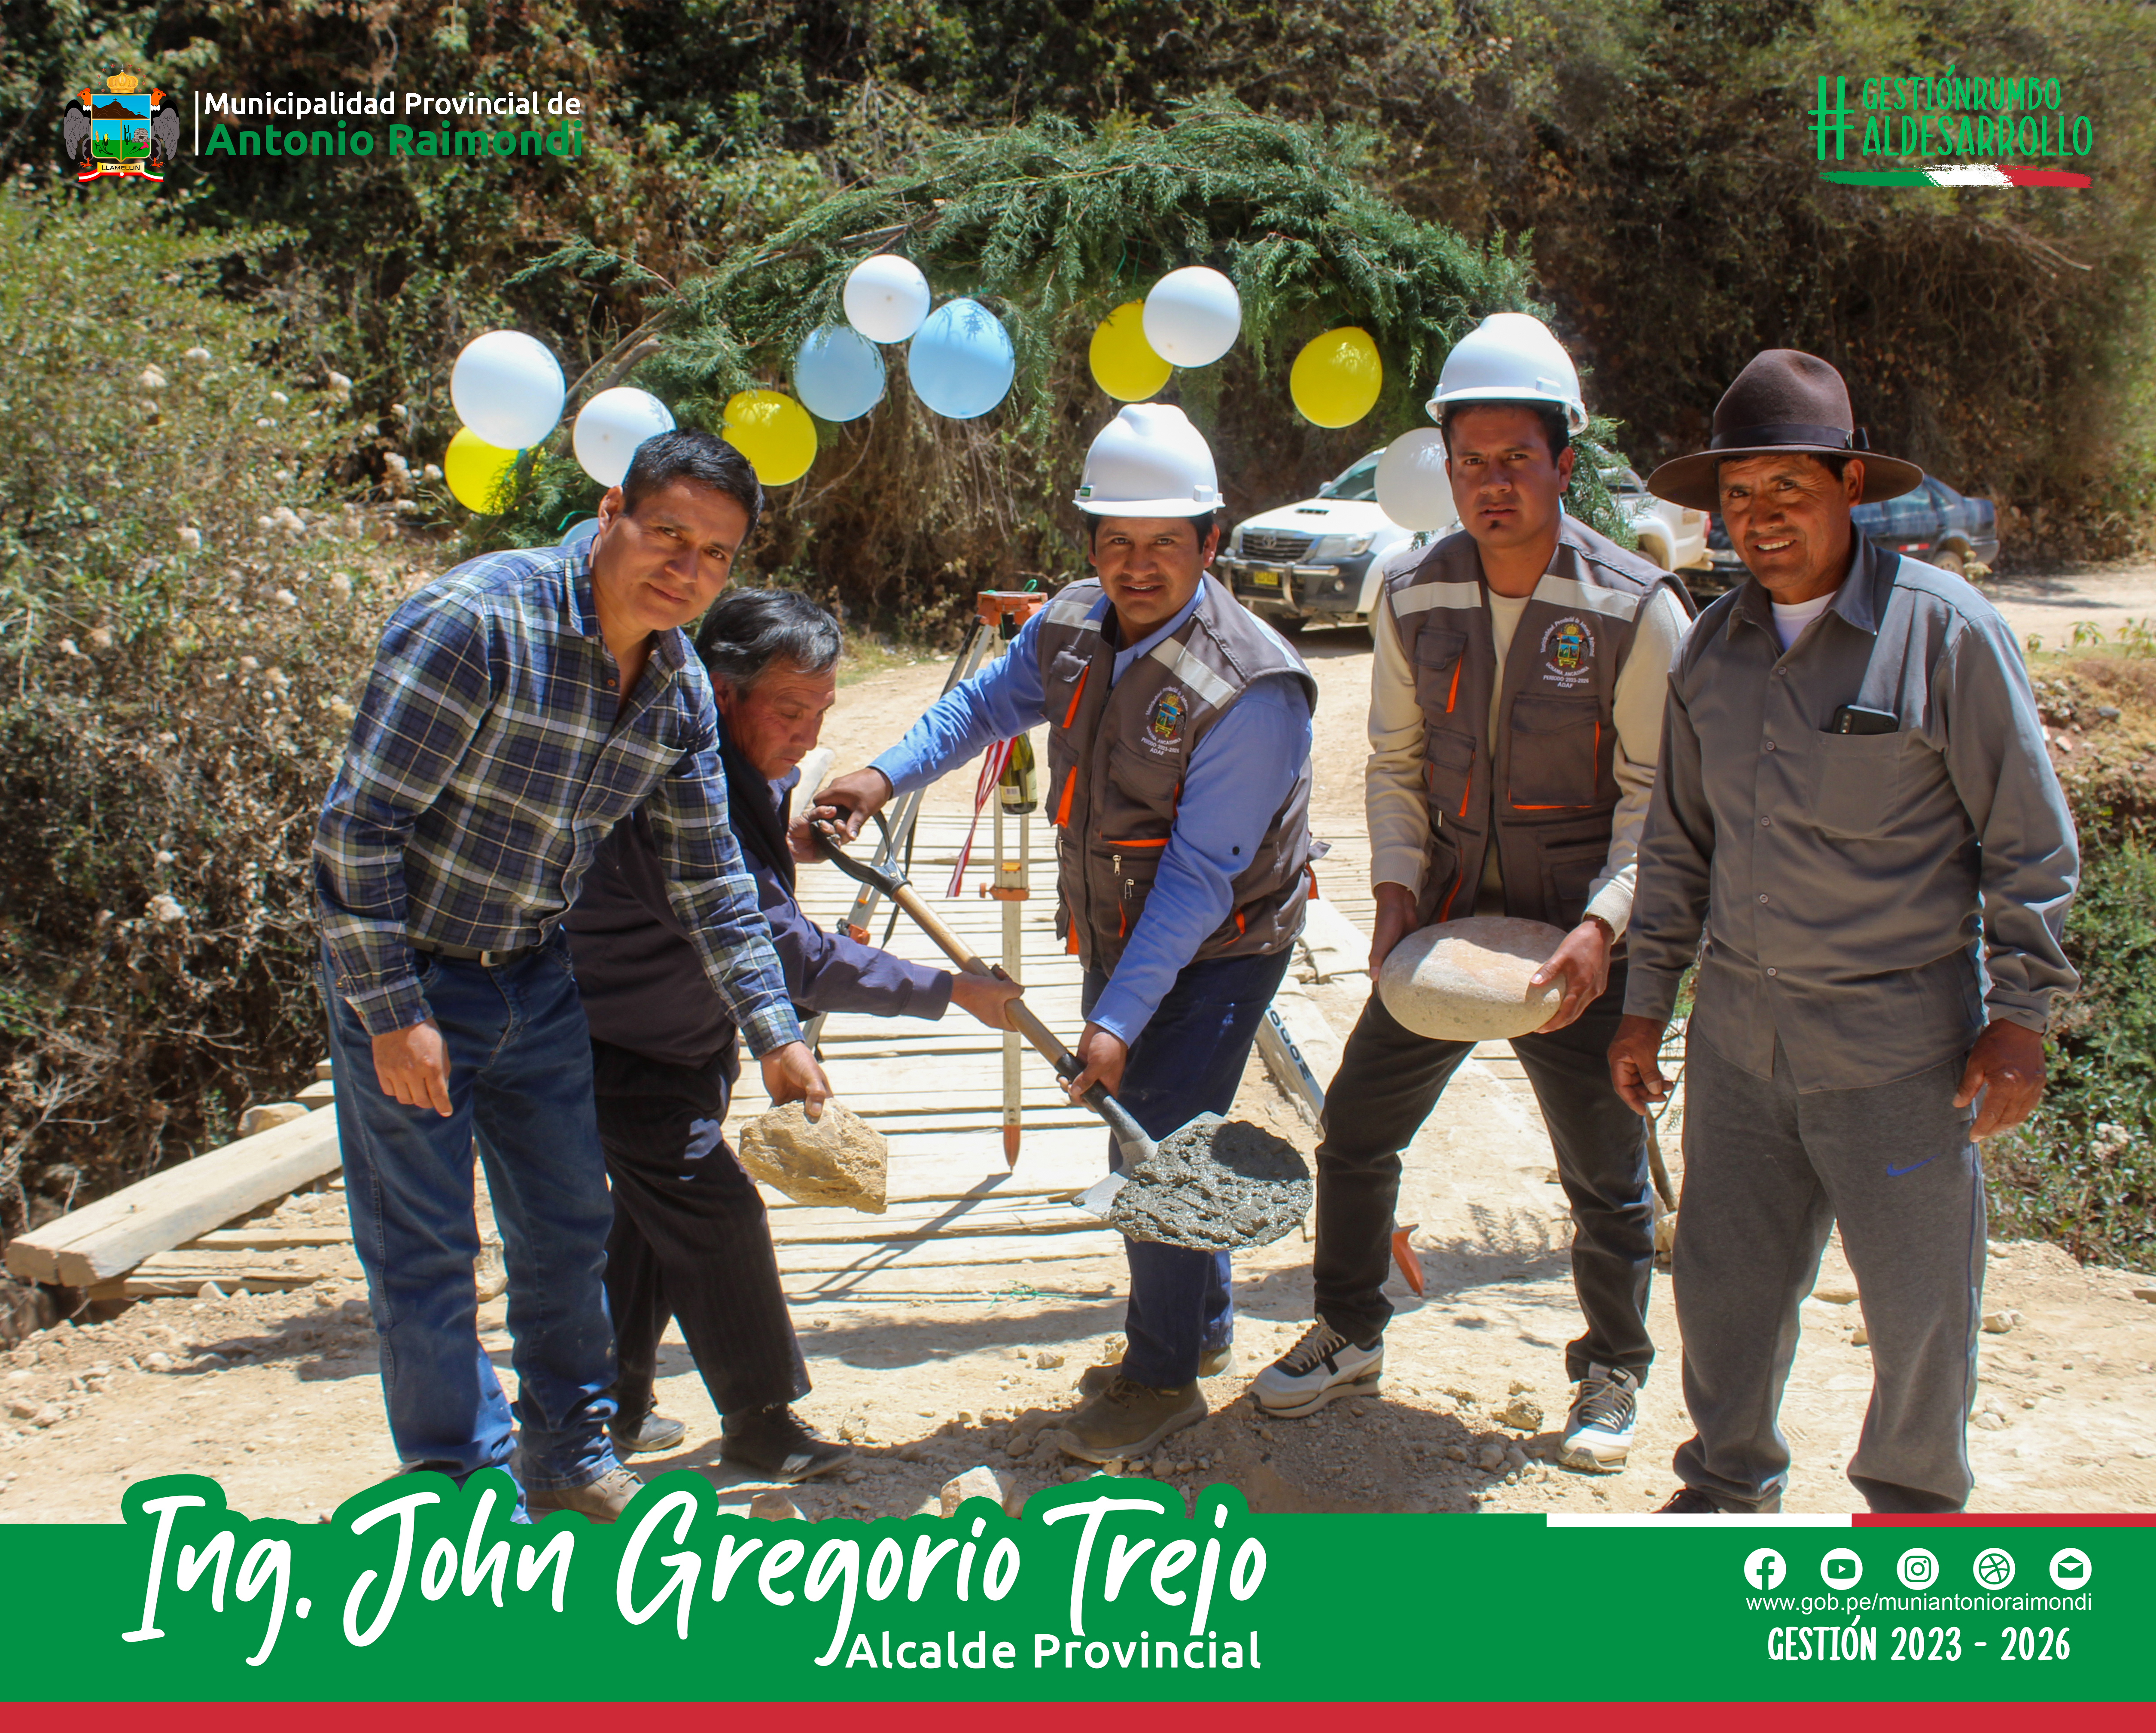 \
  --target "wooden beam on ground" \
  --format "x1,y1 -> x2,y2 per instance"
1298,896 -> 1370,983
4,1111 -> 341,1288
86,1264 -> 325,1301
178,1226 -> 353,1252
